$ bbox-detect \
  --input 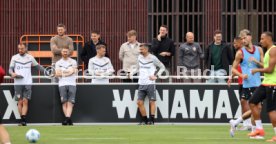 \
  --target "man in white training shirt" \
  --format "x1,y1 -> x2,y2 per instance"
88,45 -> 114,84
133,43 -> 165,125
55,47 -> 78,126
9,43 -> 45,126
